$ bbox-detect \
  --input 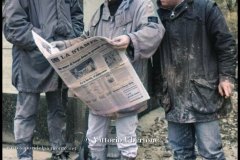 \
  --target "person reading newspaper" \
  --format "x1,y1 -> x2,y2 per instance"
52,0 -> 165,159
